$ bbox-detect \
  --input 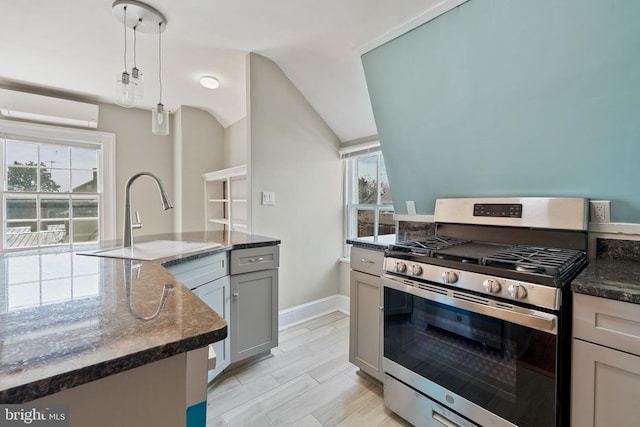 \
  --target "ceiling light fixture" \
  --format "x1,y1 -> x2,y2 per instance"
112,1 -> 168,134
151,21 -> 169,135
199,76 -> 220,90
